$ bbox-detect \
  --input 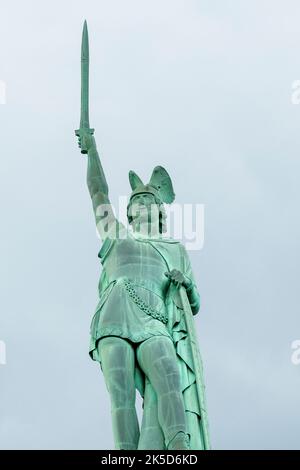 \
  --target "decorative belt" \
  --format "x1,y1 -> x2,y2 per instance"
123,278 -> 168,325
